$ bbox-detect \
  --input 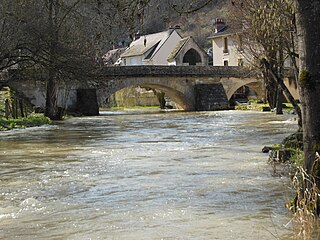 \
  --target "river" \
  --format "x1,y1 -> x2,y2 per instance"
0,110 -> 298,239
